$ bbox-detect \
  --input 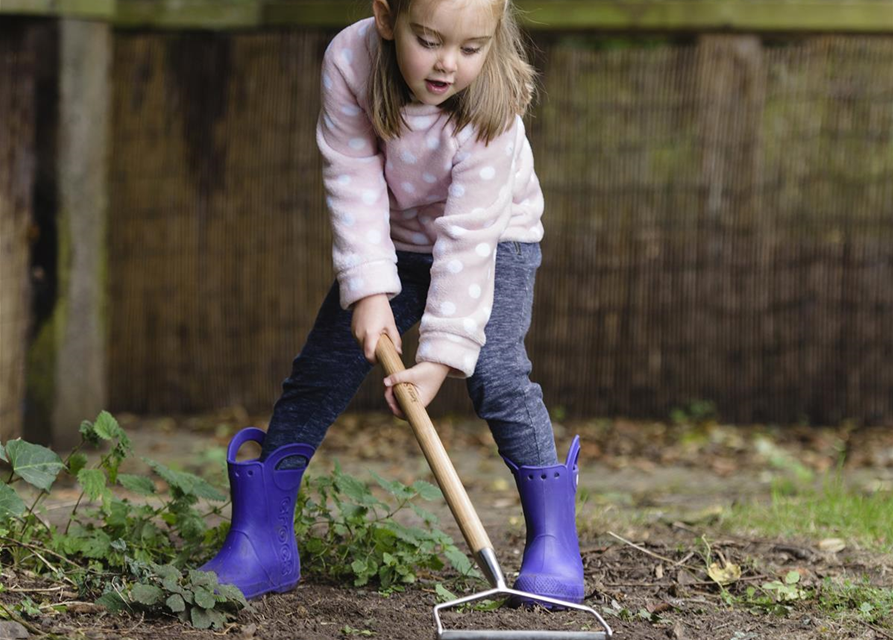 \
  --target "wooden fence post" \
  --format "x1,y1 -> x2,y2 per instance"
0,20 -> 36,444
28,19 -> 111,449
